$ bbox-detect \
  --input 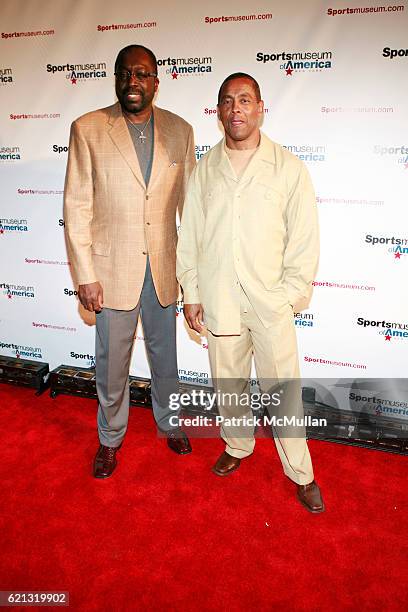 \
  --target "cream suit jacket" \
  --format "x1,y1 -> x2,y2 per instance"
177,133 -> 319,335
64,102 -> 196,310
